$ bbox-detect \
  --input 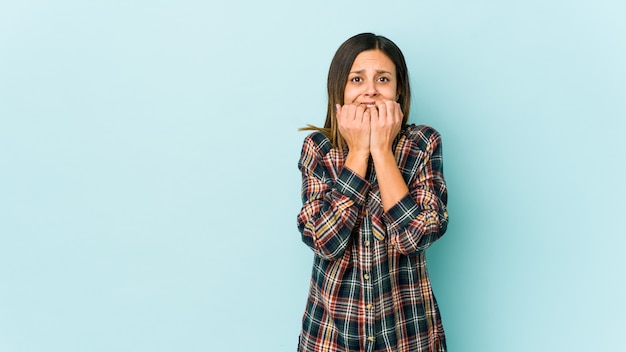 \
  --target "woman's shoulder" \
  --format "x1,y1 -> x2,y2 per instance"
403,124 -> 442,142
302,131 -> 333,156
299,131 -> 346,176
400,124 -> 443,152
